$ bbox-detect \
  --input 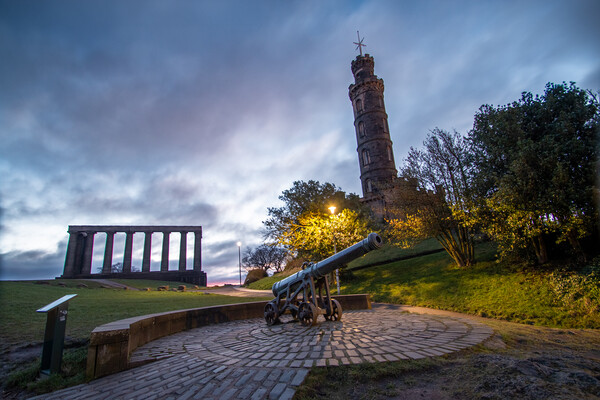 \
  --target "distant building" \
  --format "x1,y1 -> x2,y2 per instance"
349,53 -> 398,217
